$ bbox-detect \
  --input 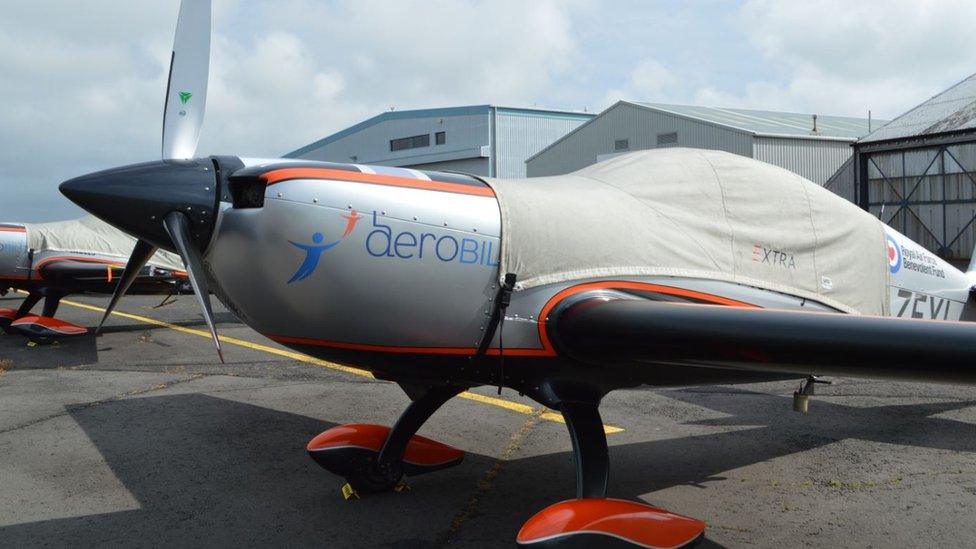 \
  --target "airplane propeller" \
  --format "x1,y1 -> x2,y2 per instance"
162,211 -> 222,362
66,0 -> 223,361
